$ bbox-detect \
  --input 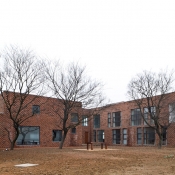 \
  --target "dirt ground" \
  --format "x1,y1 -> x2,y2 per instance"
0,146 -> 175,175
